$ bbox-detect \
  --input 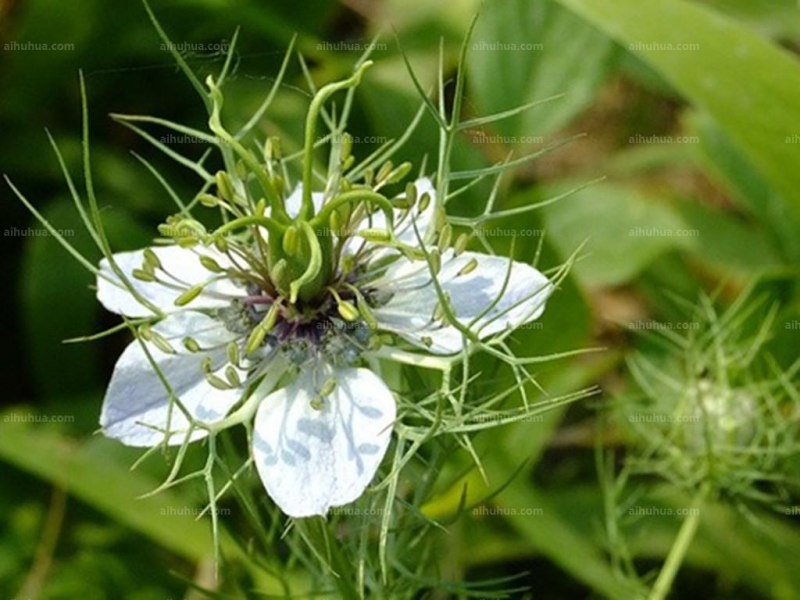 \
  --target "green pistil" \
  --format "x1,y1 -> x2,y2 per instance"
301,61 -> 373,221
